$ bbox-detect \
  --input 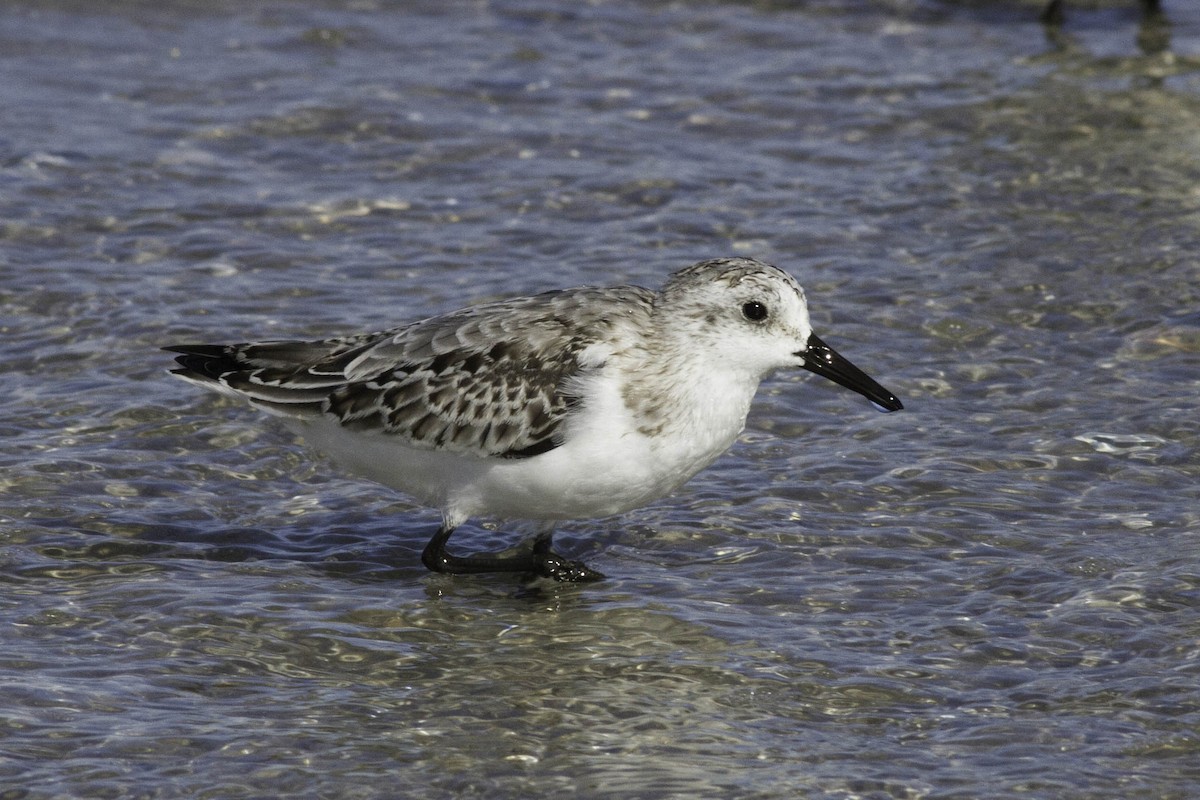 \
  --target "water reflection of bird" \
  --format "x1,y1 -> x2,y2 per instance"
1041,0 -> 1162,26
